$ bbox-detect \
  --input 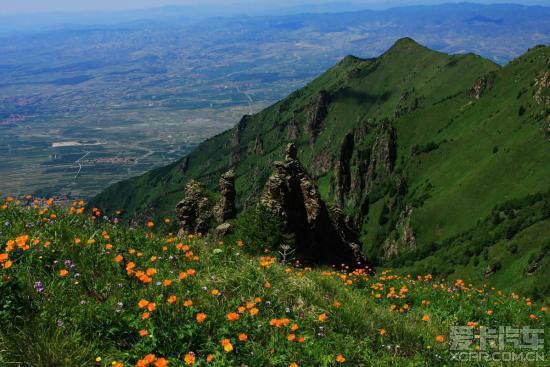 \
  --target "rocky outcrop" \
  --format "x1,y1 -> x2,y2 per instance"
534,70 -> 549,105
287,118 -> 300,140
252,136 -> 264,155
175,180 -> 214,235
525,249 -> 548,275
333,133 -> 354,207
382,206 -> 416,260
213,170 -> 237,223
307,90 -> 331,140
469,74 -> 494,100
366,123 -> 396,192
260,143 -> 364,265
394,91 -> 423,118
